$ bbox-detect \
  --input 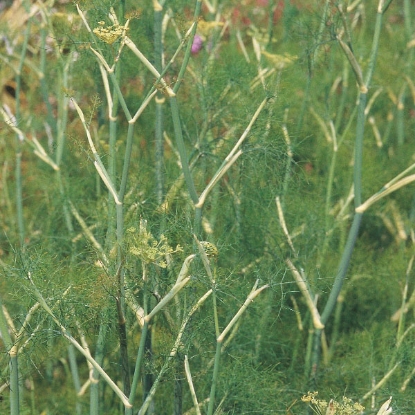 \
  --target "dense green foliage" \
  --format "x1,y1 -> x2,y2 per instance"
0,0 -> 415,414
